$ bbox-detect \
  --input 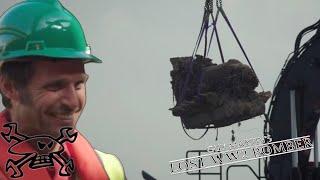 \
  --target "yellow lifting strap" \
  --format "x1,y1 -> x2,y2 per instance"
95,150 -> 126,180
